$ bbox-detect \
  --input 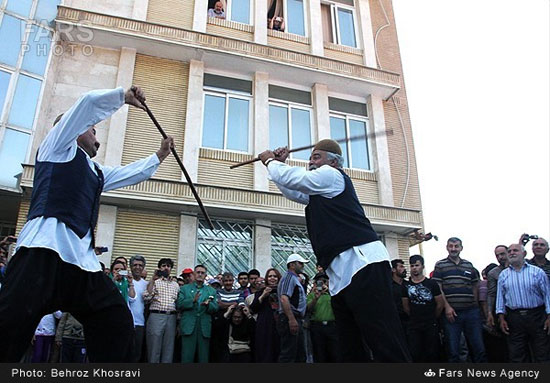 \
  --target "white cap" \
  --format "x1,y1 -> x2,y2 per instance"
286,253 -> 309,265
